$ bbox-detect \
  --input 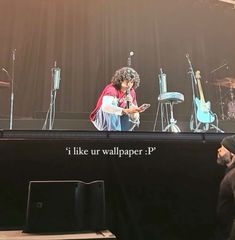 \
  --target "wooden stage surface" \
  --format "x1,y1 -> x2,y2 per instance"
0,230 -> 116,240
